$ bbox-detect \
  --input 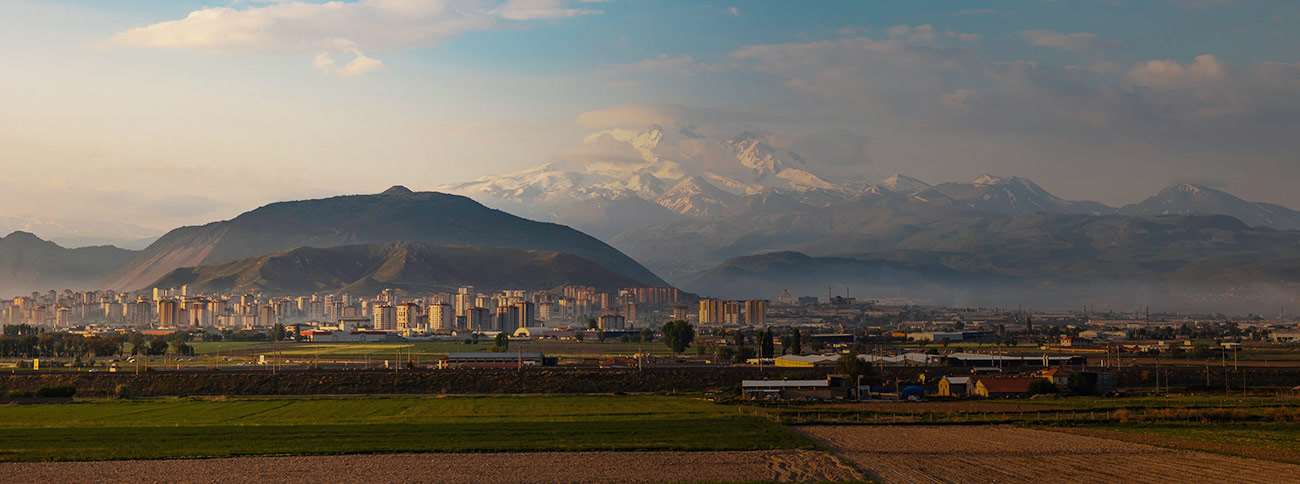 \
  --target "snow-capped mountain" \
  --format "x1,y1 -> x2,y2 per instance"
1120,183 -> 1300,230
879,174 -> 932,194
442,125 -> 843,219
655,177 -> 740,218
921,174 -> 1113,215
